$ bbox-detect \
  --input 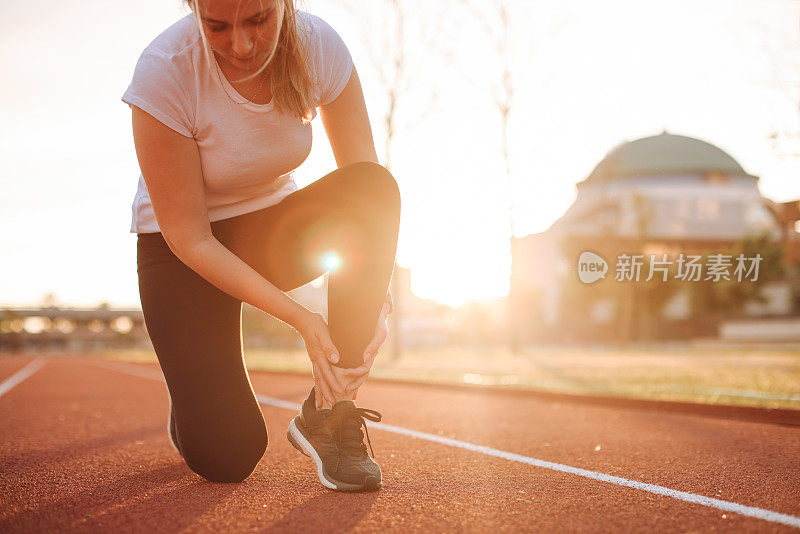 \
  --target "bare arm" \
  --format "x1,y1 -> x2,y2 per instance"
319,65 -> 379,166
130,105 -> 309,330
